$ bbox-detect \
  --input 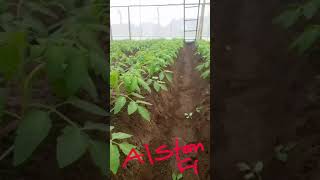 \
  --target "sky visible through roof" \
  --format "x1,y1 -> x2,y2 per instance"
110,0 -> 210,39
